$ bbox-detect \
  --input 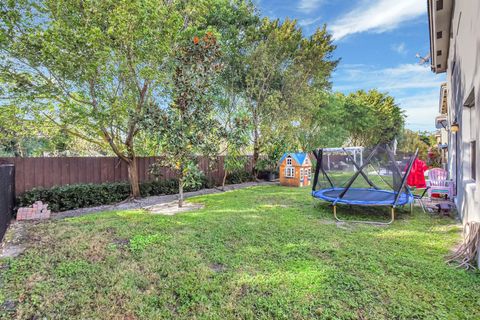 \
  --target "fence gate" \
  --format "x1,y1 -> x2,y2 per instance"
0,164 -> 15,241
